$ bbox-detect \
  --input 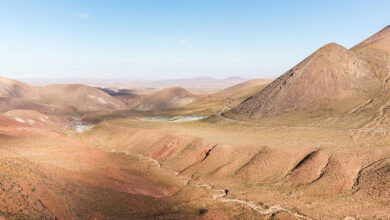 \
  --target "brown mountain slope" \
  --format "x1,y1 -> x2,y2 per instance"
38,84 -> 126,113
0,76 -> 40,100
113,87 -> 197,111
212,78 -> 272,100
184,78 -> 271,113
231,43 -> 381,119
0,76 -> 126,113
354,25 -> 390,50
352,25 -> 390,77
0,97 -> 50,113
4,109 -> 65,132
337,26 -> 390,128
